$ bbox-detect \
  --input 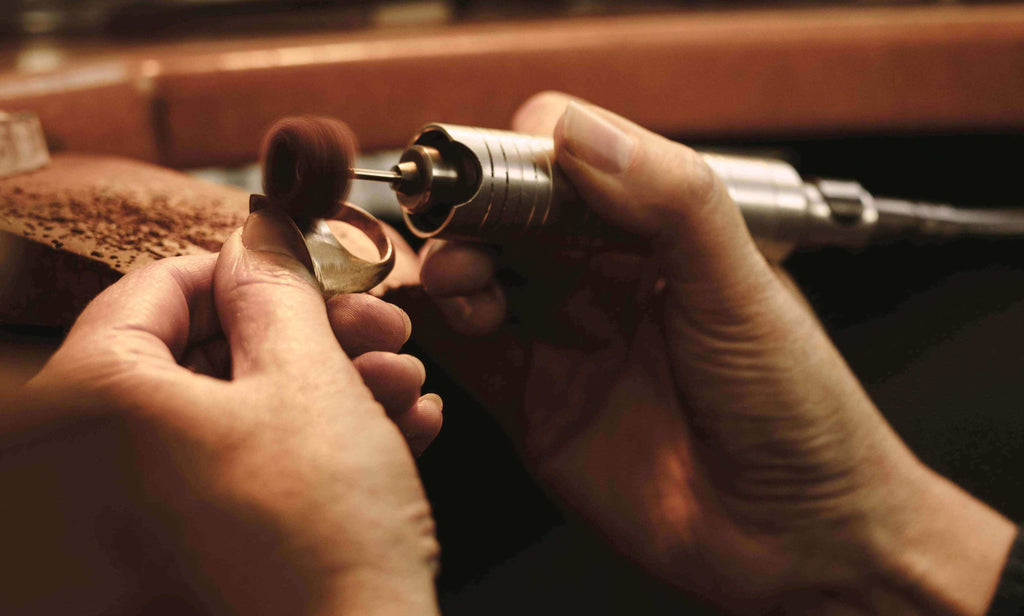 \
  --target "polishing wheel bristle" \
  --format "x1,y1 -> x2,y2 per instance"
259,116 -> 357,220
